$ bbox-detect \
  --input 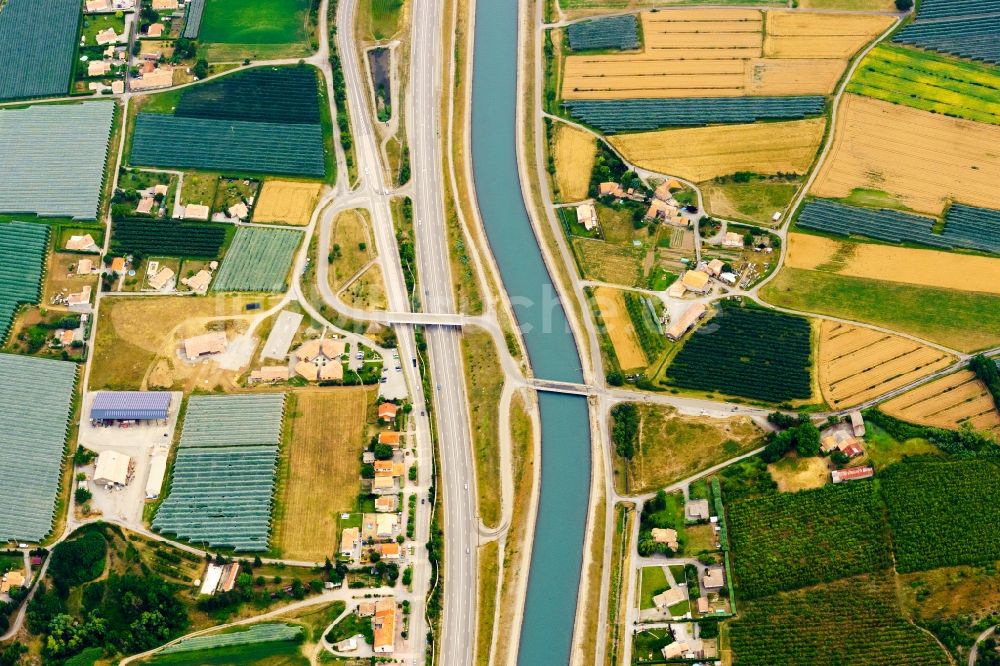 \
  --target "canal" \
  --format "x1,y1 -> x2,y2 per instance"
470,0 -> 593,663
